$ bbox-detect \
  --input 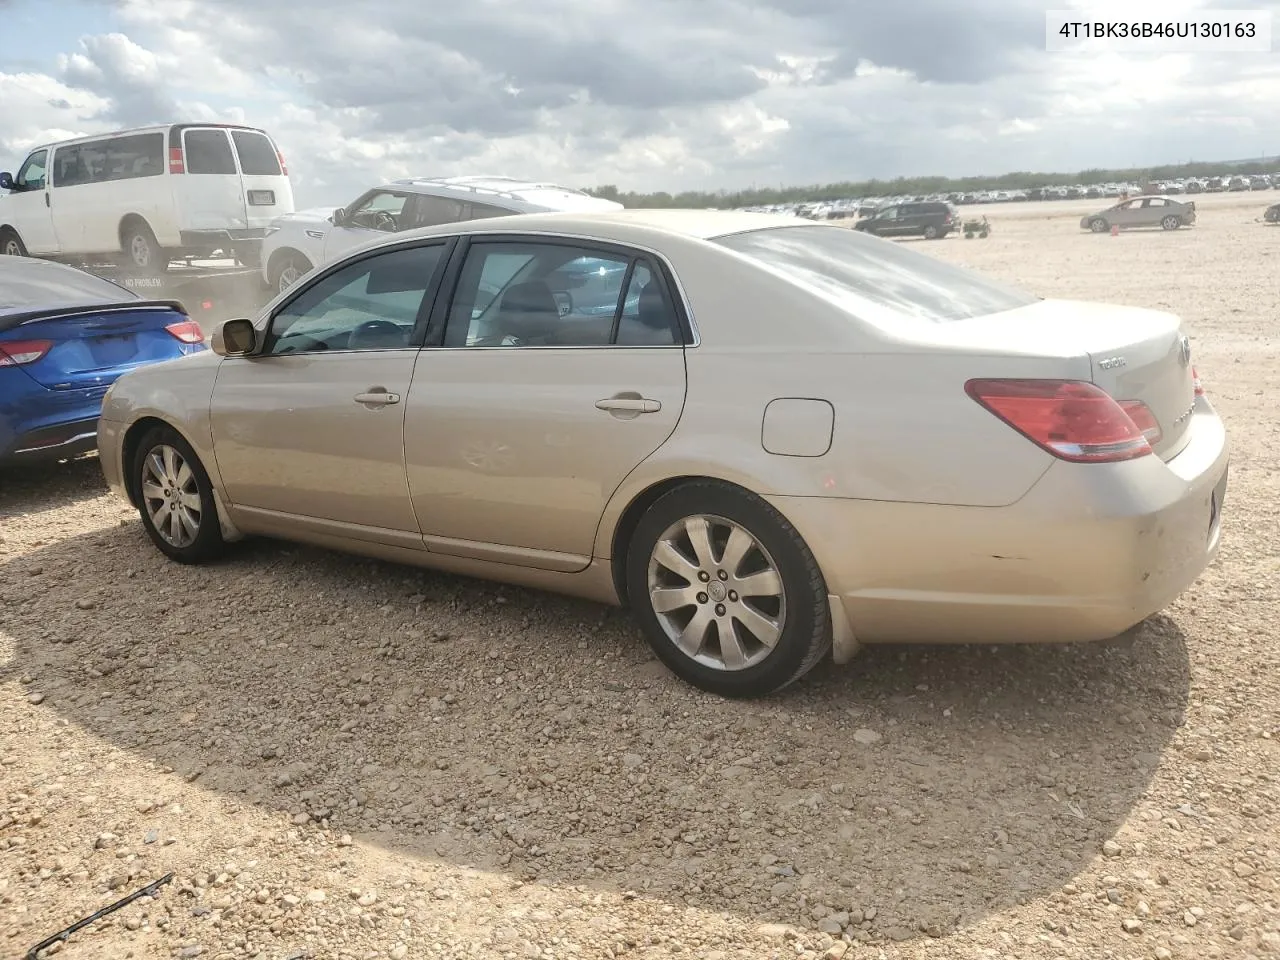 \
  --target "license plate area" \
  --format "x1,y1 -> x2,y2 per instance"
248,190 -> 275,206
89,334 -> 137,366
